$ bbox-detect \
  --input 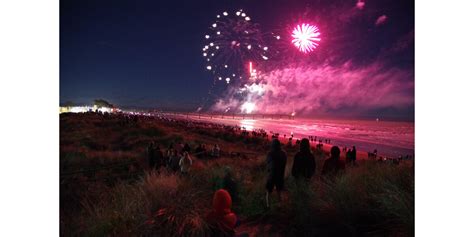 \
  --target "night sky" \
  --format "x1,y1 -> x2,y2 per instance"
60,0 -> 414,120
